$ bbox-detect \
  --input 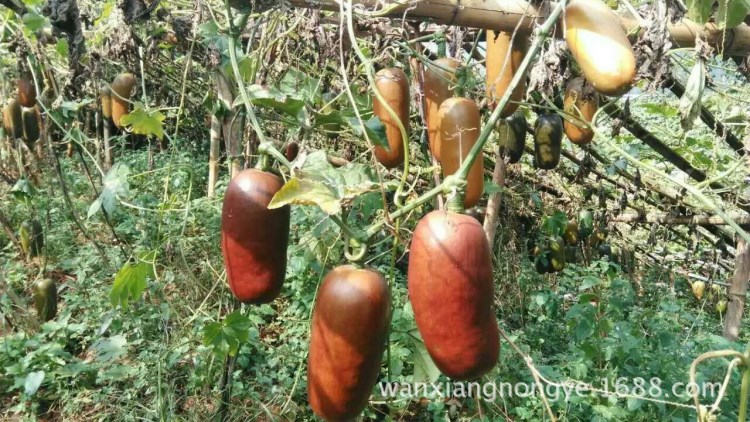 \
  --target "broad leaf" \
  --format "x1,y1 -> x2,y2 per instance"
717,0 -> 749,28
110,250 -> 156,309
11,178 -> 35,201
542,210 -> 568,237
89,162 -> 130,218
279,67 -> 322,104
202,311 -> 251,357
92,334 -> 128,362
23,371 -> 44,396
686,0 -> 713,24
22,12 -> 45,32
347,116 -> 389,149
119,105 -> 166,140
233,85 -> 306,118
268,151 -> 382,214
